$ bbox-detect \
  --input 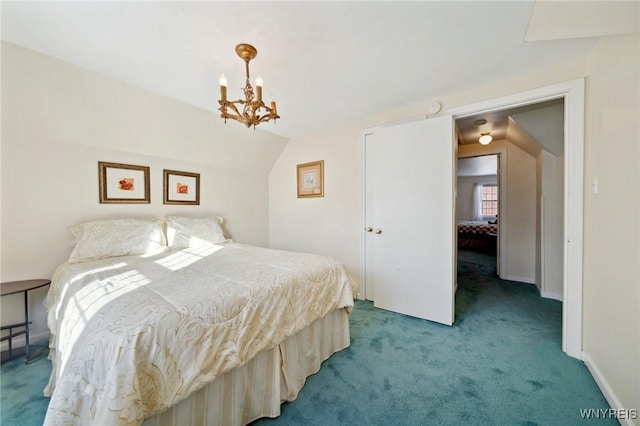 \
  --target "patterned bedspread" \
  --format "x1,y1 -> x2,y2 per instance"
43,243 -> 357,425
458,221 -> 497,236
